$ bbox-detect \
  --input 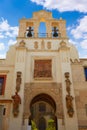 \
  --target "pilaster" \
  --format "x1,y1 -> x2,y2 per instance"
9,41 -> 27,130
58,41 -> 78,130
